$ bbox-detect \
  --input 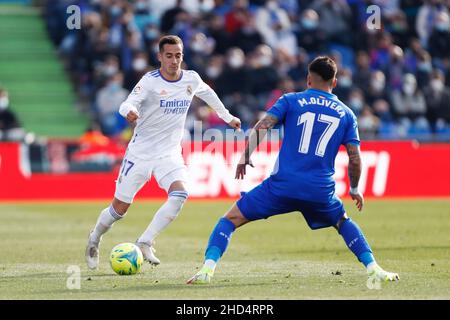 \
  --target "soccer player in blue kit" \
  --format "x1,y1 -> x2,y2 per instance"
187,56 -> 399,285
